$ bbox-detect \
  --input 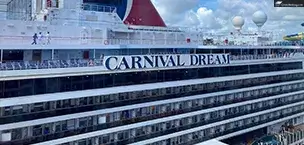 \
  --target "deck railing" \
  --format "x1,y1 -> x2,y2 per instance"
0,59 -> 103,71
230,54 -> 294,61
0,54 -> 296,71
0,35 -> 303,46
